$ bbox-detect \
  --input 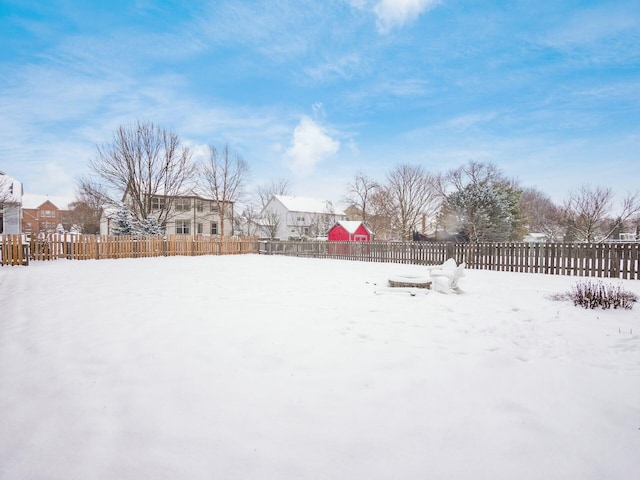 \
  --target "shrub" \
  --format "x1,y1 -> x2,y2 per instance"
560,280 -> 638,310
